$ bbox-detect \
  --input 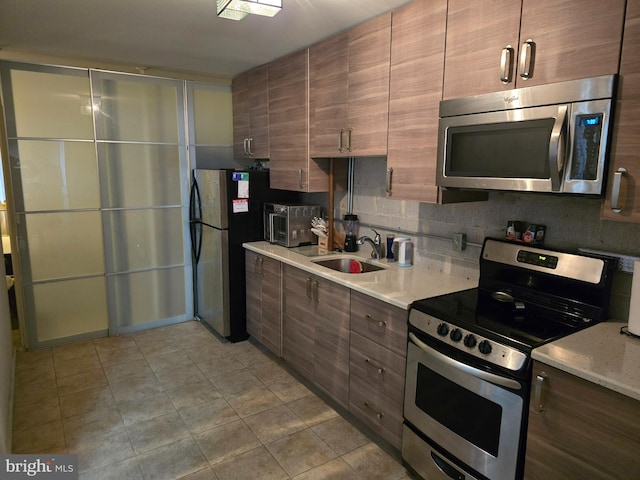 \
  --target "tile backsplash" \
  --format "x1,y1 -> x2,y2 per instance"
303,157 -> 640,321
